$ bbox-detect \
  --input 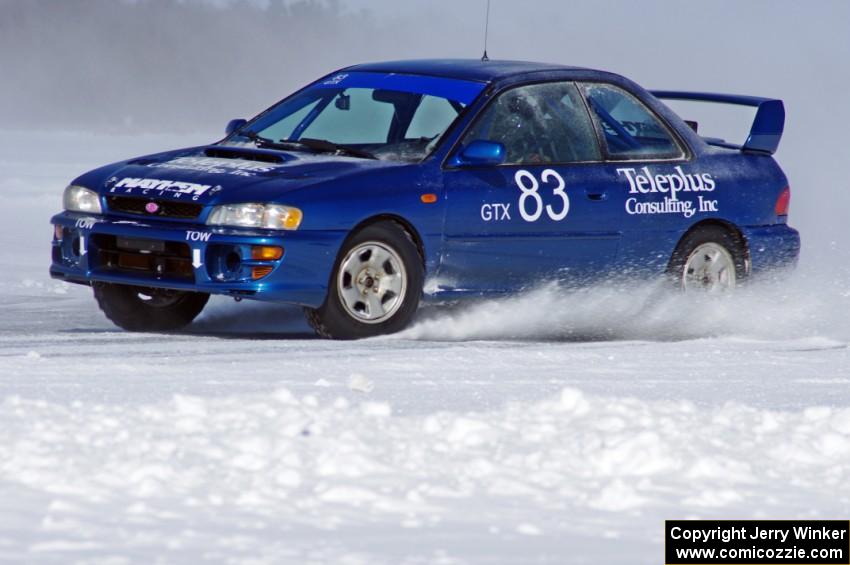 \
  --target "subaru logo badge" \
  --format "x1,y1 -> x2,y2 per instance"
145,202 -> 160,214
